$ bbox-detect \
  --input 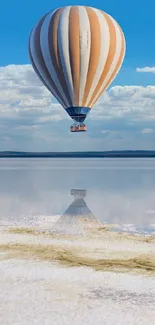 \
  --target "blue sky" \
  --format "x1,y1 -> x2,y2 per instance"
0,0 -> 154,70
0,0 -> 155,151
